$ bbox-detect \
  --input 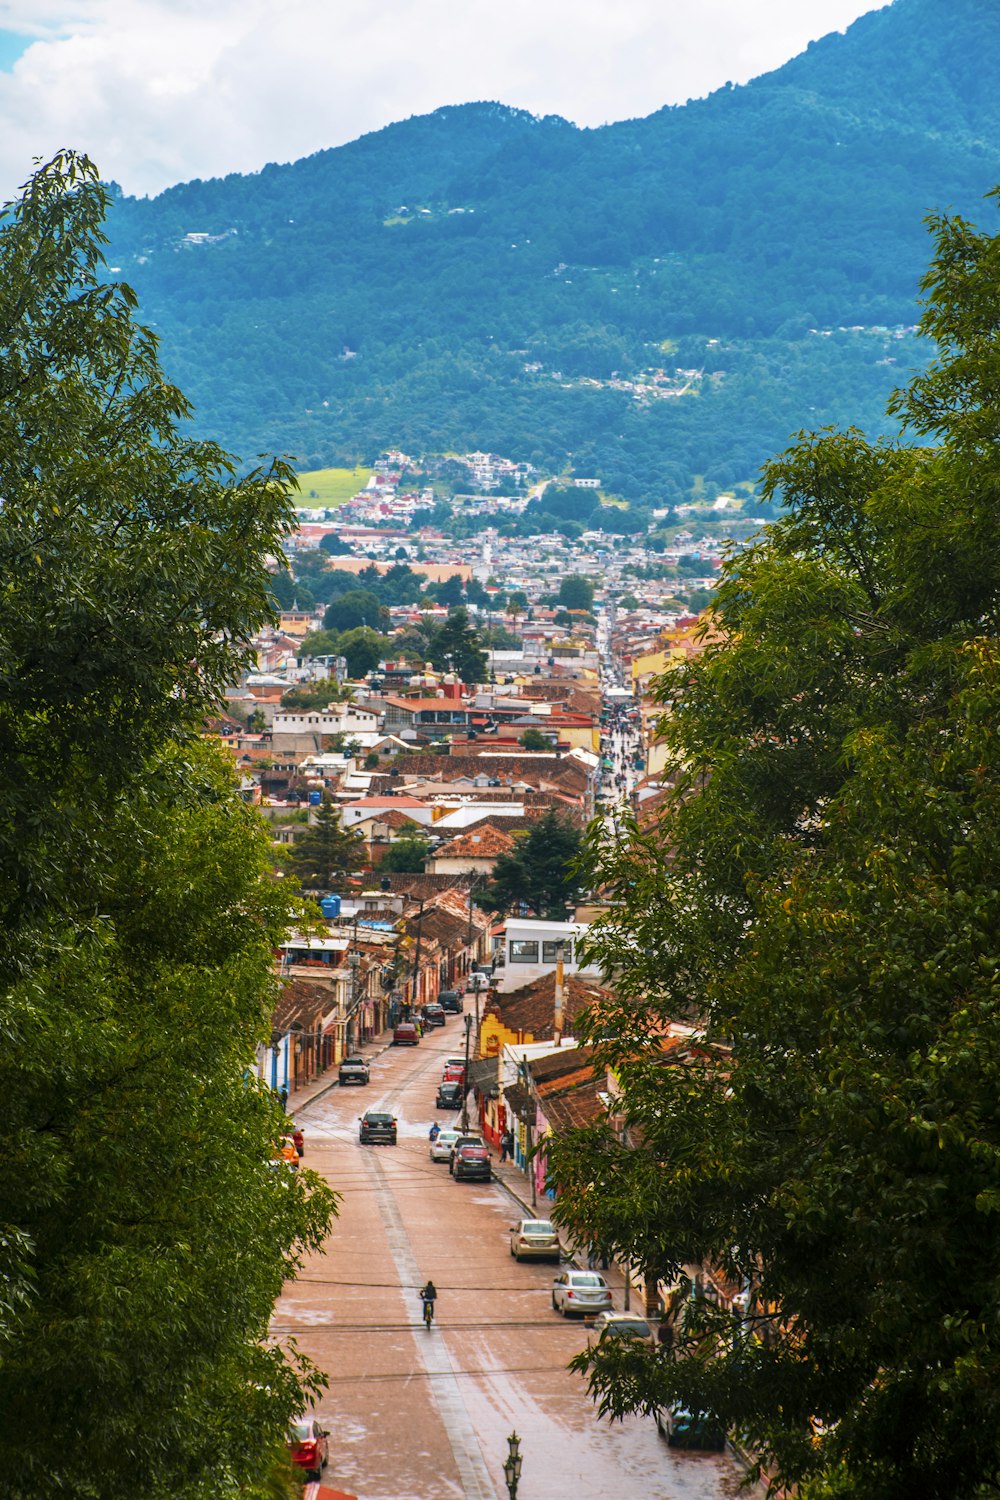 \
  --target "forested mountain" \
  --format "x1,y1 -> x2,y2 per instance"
104,0 -> 1000,498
